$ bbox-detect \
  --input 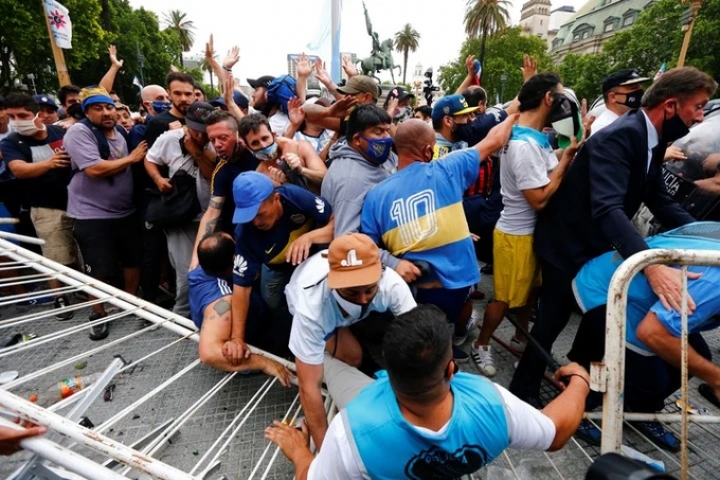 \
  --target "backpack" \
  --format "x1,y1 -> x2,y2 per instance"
267,75 -> 297,115
79,118 -> 129,159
